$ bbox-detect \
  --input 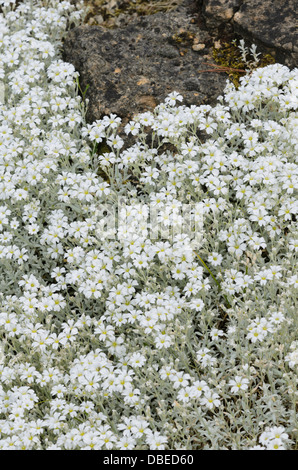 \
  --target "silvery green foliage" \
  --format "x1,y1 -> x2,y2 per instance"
0,0 -> 297,450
